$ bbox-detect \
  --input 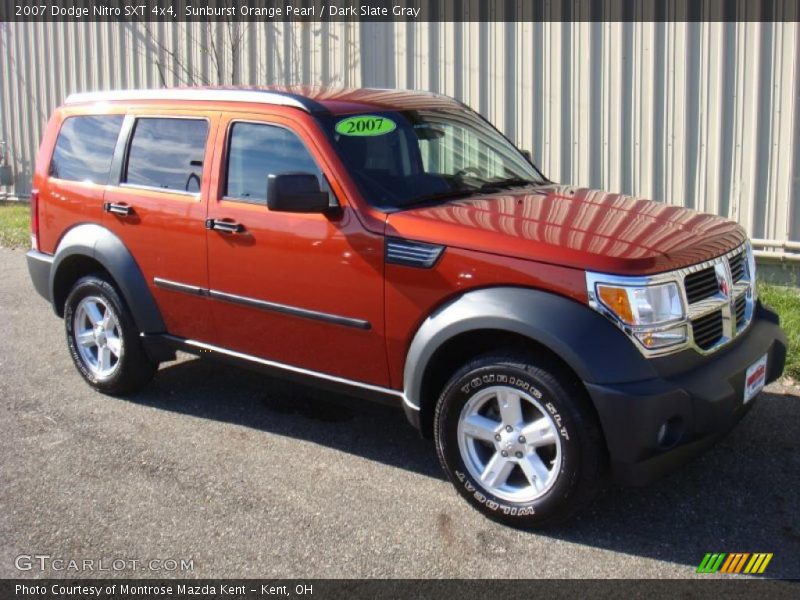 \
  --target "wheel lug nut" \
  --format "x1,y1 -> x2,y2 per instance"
495,434 -> 501,441
515,451 -> 523,458
518,436 -> 526,443
501,451 -> 508,457
505,425 -> 513,432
